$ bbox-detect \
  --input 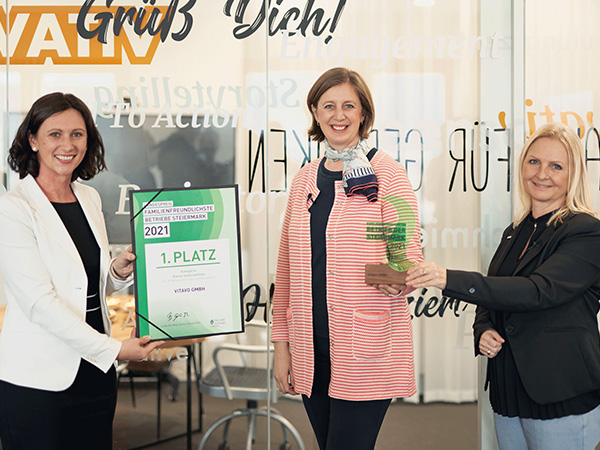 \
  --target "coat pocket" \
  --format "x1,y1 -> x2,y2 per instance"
352,309 -> 392,360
